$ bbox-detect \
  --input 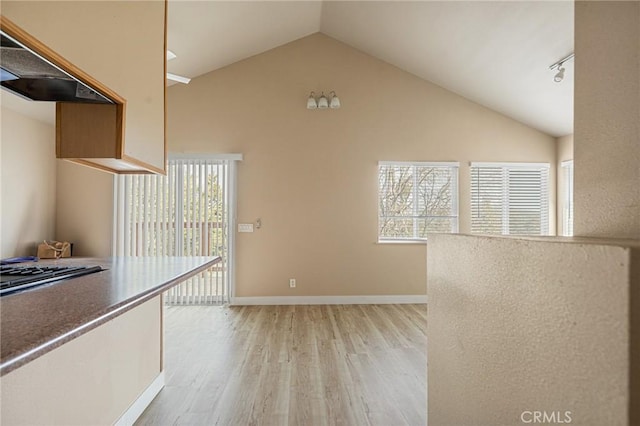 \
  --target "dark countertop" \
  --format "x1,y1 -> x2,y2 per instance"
0,256 -> 220,376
